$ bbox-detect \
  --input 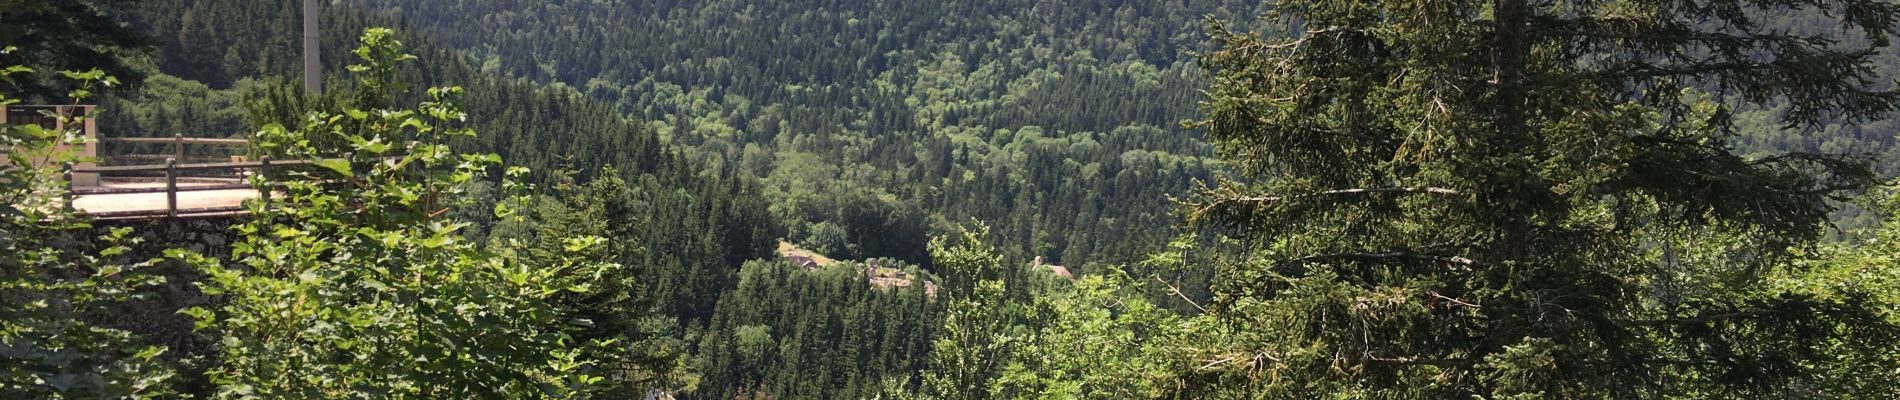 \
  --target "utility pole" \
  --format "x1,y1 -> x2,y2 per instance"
302,0 -> 321,95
